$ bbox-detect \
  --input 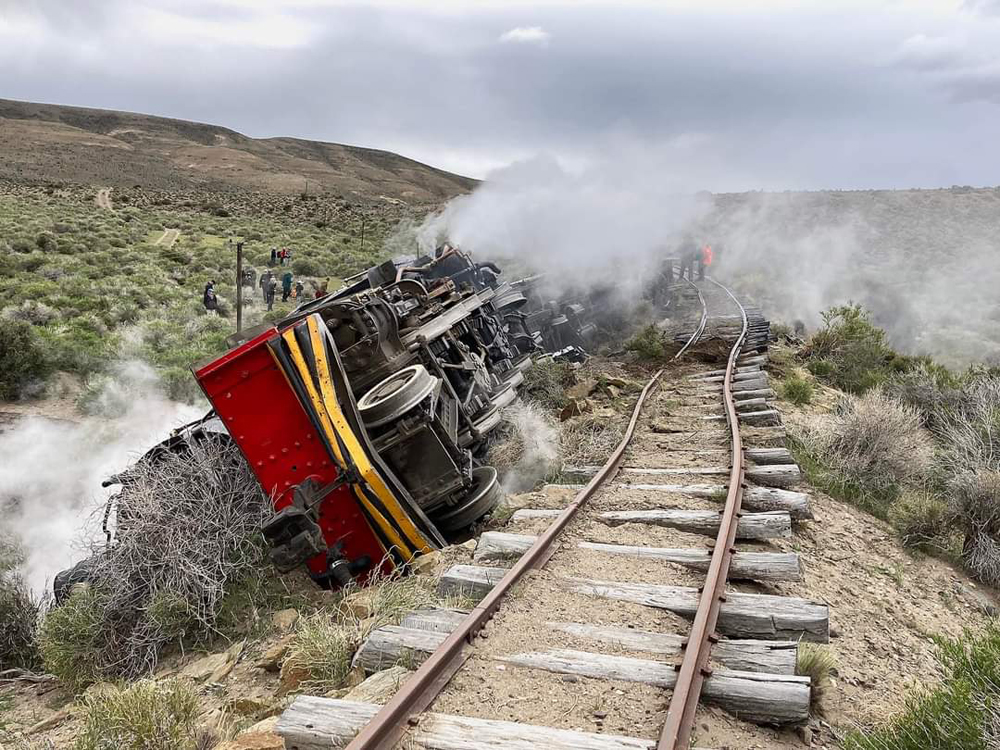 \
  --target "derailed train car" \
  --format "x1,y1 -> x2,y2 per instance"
57,247 -> 601,595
